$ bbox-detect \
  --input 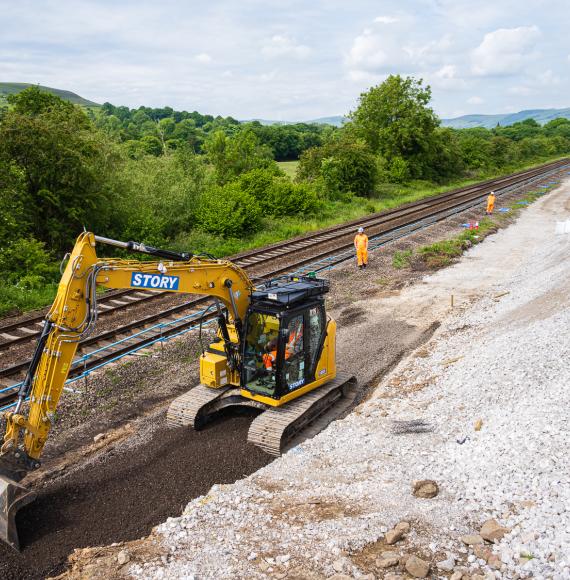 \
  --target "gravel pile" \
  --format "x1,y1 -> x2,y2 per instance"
125,186 -> 569,579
